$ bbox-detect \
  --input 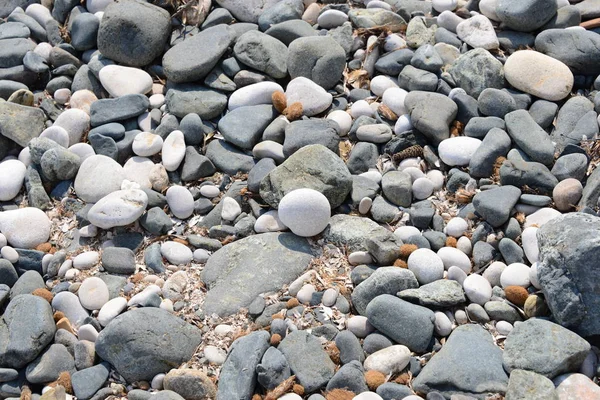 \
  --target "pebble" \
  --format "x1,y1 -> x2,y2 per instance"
438,246 -> 472,273
73,251 -> 100,270
463,274 -> 492,305
204,345 -> 227,365
350,100 -> 375,118
500,263 -> 531,288
160,241 -> 193,265
412,177 -> 434,200
285,77 -> 333,117
432,0 -> 458,12
221,197 -> 242,221
254,210 -> 287,233
496,321 -> 513,335
166,186 -> 194,220
382,87 -> 408,116
0,246 -> 18,263
521,227 -> 539,264
78,277 -> 109,310
0,159 -> 26,201
162,130 -> 186,172
133,132 -> 163,157
407,248 -> 445,285
438,137 -> 482,166
445,217 -> 468,237
364,345 -> 411,375
200,185 -> 220,198
327,110 -> 352,136
97,297 -> 128,326
228,82 -> 284,110
278,189 -> 331,237
98,65 -> 153,97
347,315 -> 374,338
87,189 -> 148,229
318,9 -> 348,29
456,15 -> 499,50
553,178 -> 583,212
0,207 -> 51,249
40,126 -> 70,147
